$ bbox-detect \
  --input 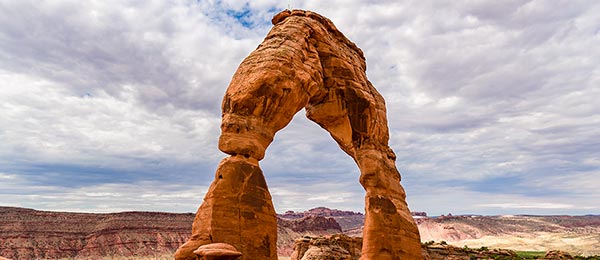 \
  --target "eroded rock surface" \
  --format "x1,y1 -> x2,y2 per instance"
176,9 -> 422,260
194,243 -> 242,260
277,216 -> 343,256
0,207 -> 192,259
291,234 -> 362,260
291,237 -> 520,260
